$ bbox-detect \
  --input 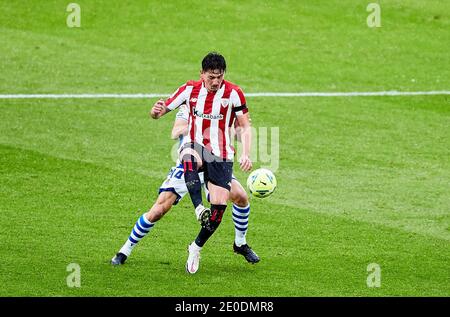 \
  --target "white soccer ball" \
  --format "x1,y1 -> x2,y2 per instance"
247,168 -> 277,198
